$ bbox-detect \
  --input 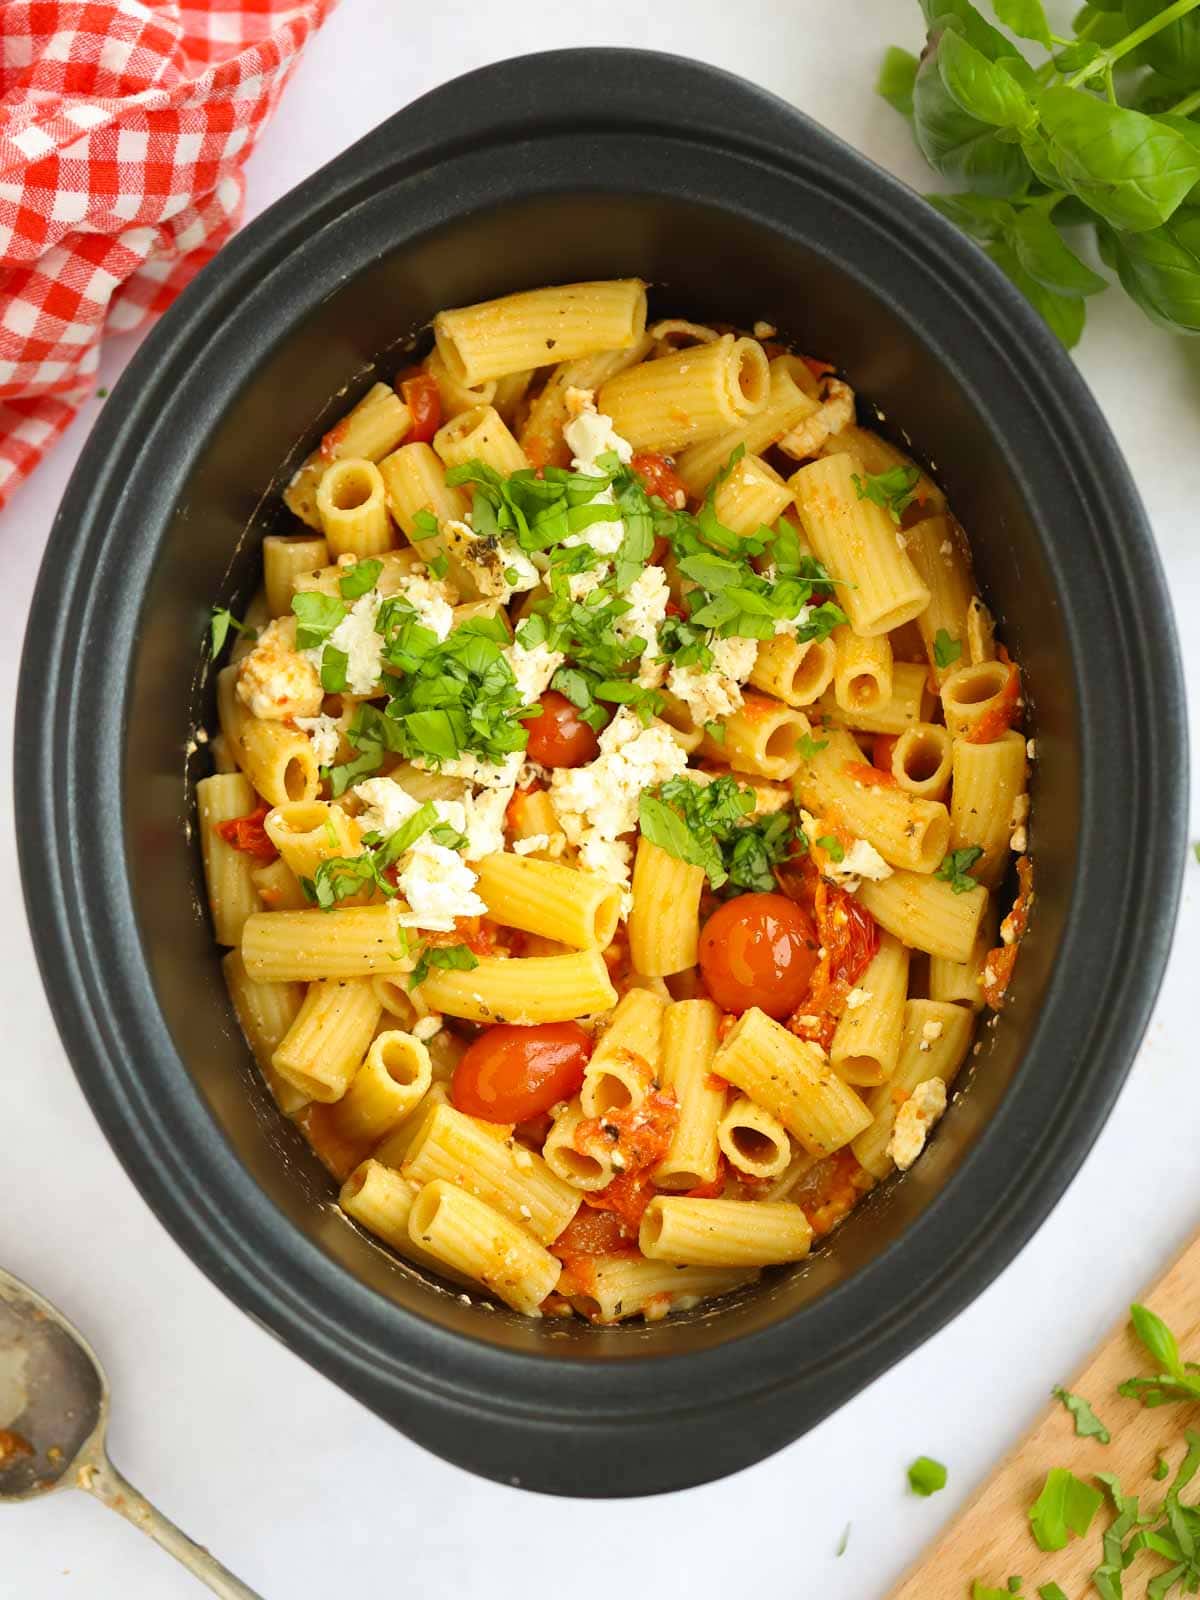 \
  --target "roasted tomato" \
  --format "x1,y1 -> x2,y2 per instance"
451,1021 -> 592,1123
697,892 -> 819,1018
630,449 -> 687,508
523,689 -> 600,767
215,803 -> 277,862
399,372 -> 443,445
